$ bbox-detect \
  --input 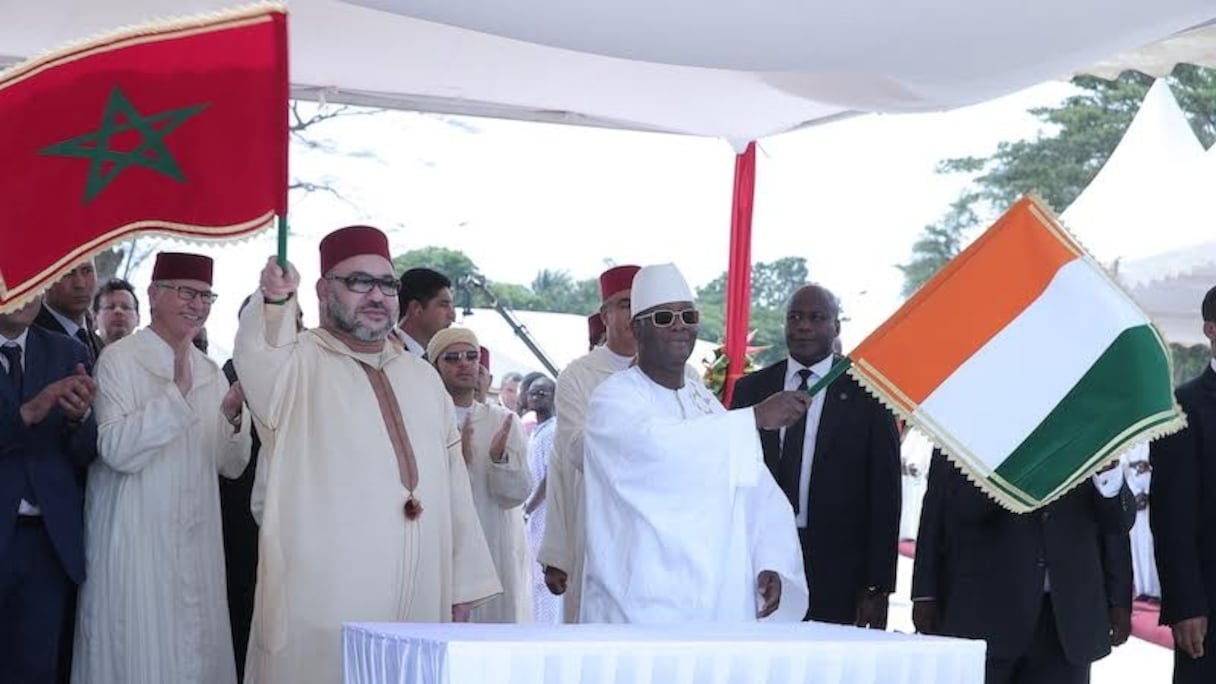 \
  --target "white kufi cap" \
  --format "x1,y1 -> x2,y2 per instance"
630,263 -> 695,318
